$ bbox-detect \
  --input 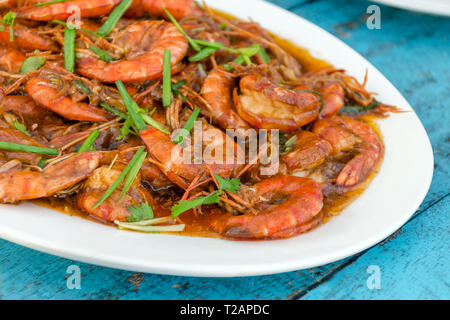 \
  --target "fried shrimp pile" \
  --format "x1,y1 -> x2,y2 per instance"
0,0 -> 397,240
